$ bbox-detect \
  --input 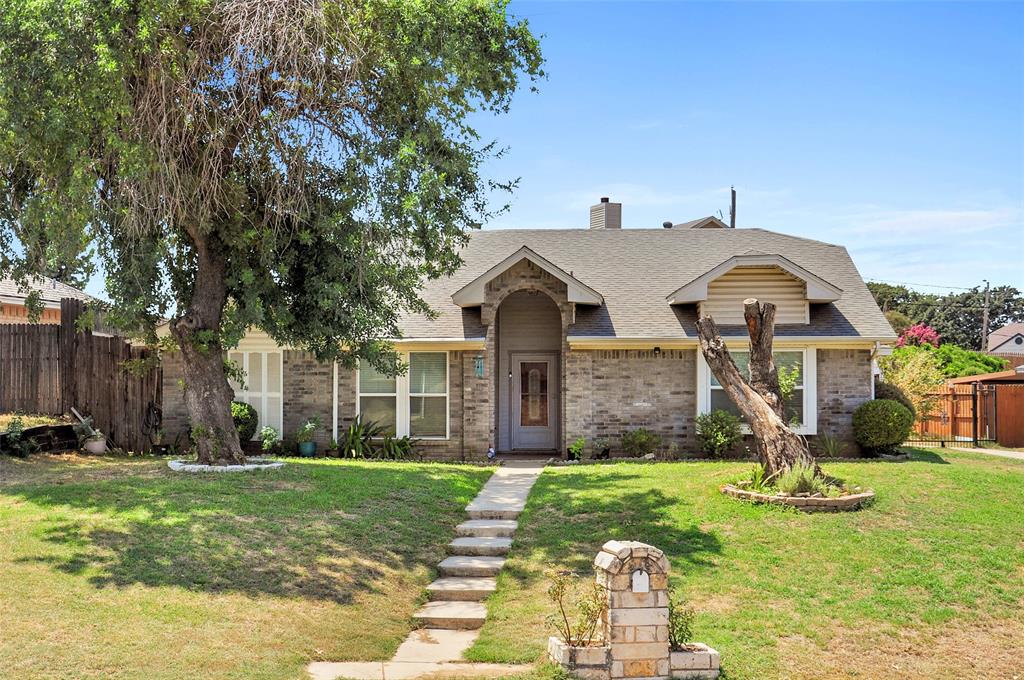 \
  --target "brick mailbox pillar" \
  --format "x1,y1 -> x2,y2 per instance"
594,540 -> 671,679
